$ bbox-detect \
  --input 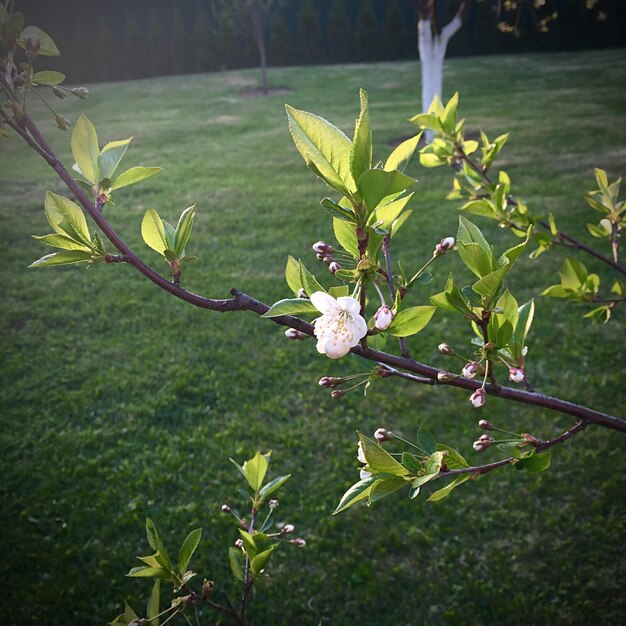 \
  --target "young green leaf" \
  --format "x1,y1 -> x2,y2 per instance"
299,260 -> 325,296
229,547 -> 245,582
259,474 -> 291,498
174,205 -> 196,258
31,70 -> 65,85
368,476 -> 408,504
516,451 -> 551,473
111,166 -> 163,191
416,428 -> 437,456
32,233 -> 91,252
359,432 -> 409,476
427,474 -> 470,502
98,138 -> 132,181
385,133 -> 422,172
333,217 -> 359,258
147,580 -> 160,626
333,475 -> 378,515
350,89 -> 372,184
71,115 -> 100,185
243,451 -> 269,492
141,208 -> 169,256
18,25 -> 60,55
285,255 -> 304,294
388,306 -> 435,337
358,169 -> 415,213
44,192 -> 92,247
29,250 -> 94,268
250,546 -> 275,577
262,298 -> 319,318
177,528 -> 202,575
